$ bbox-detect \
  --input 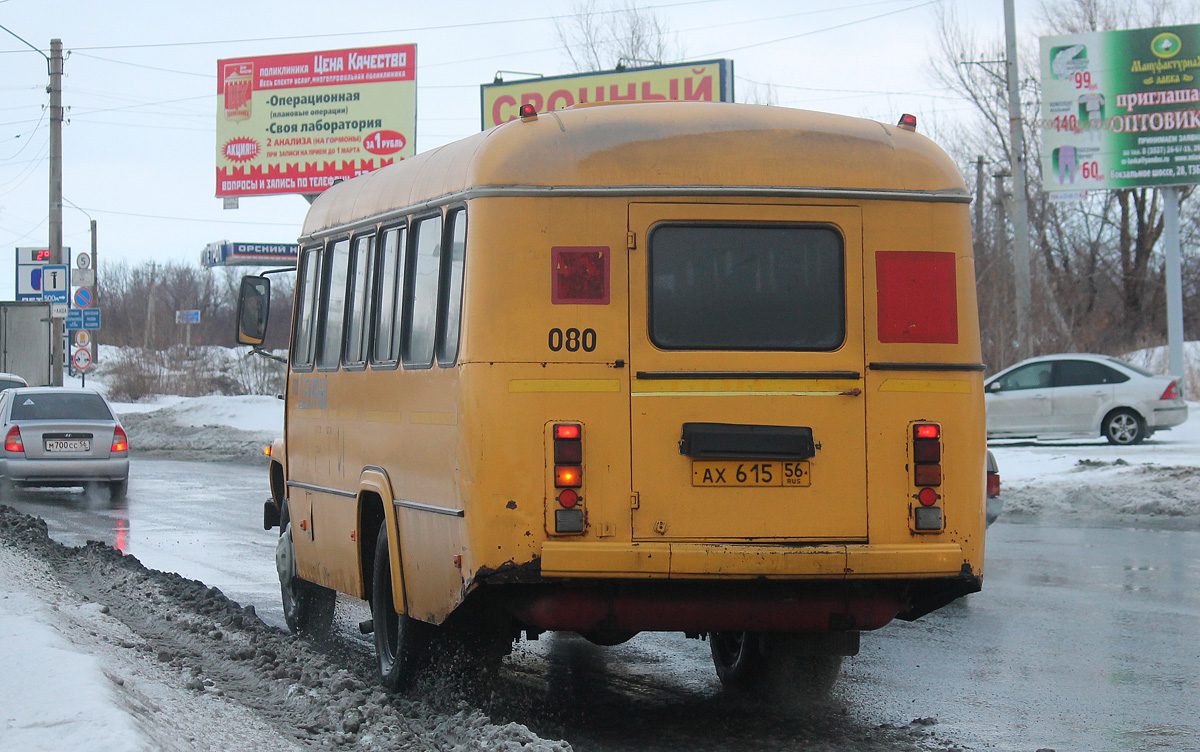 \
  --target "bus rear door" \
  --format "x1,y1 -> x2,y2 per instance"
627,203 -> 867,543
